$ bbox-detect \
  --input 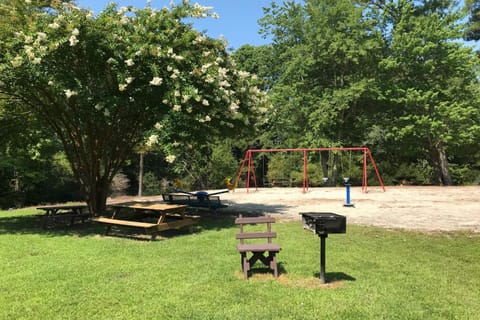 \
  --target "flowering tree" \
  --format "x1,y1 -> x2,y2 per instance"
0,1 -> 266,213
